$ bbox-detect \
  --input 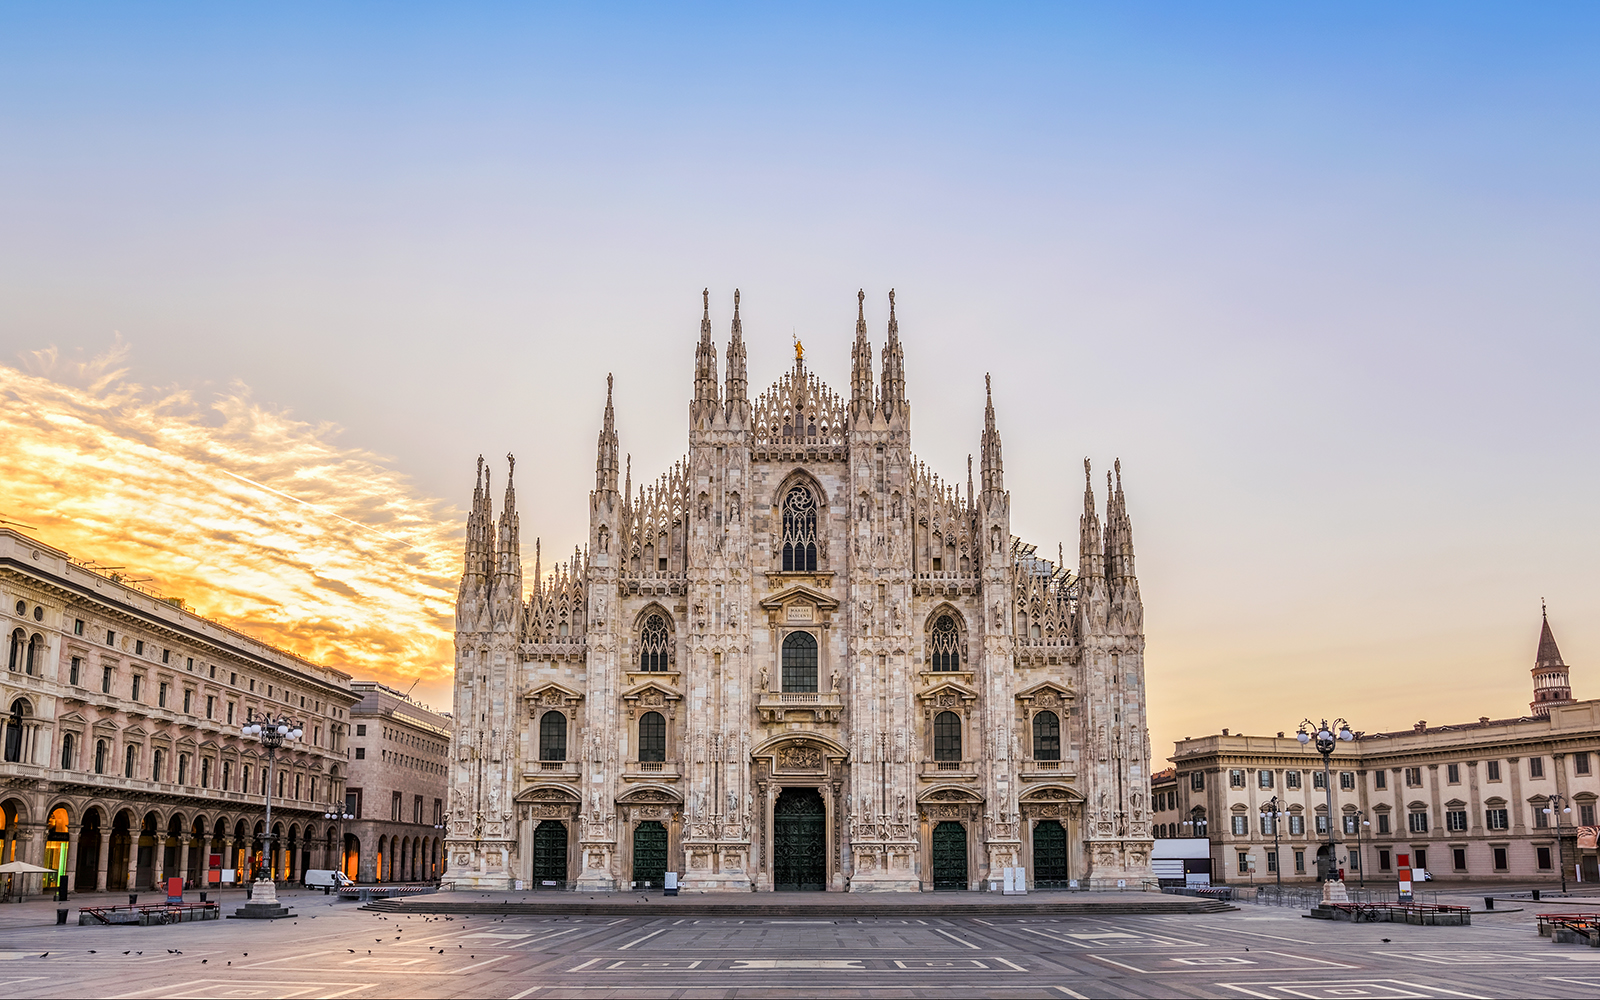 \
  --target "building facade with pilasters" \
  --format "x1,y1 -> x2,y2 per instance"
0,528 -> 361,893
1166,609 -> 1600,885
445,290 -> 1155,892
